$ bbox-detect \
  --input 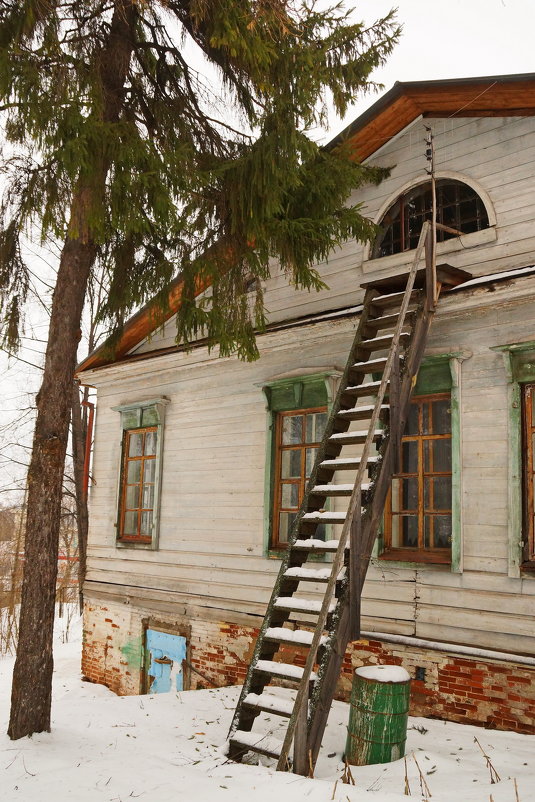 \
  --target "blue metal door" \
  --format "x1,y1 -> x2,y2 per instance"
145,629 -> 187,693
